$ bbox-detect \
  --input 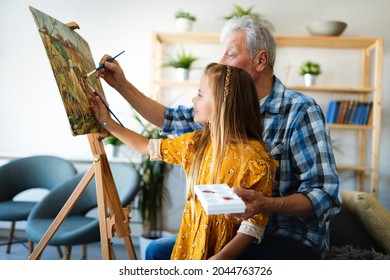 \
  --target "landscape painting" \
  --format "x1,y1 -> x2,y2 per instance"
30,6 -> 104,136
